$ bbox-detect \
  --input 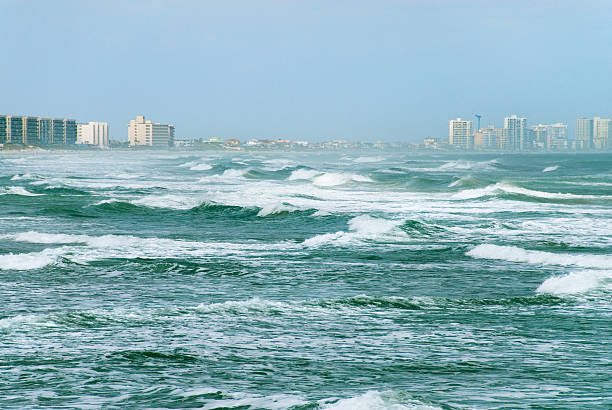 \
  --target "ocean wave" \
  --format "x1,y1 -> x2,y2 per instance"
536,271 -> 612,295
287,169 -> 374,186
542,165 -> 559,173
302,215 -> 406,247
451,182 -> 597,201
288,168 -> 321,181
0,186 -> 43,196
0,248 -> 63,270
467,244 -> 612,269
0,230 -> 302,270
10,173 -> 39,181
190,163 -> 213,171
198,168 -> 249,183
439,159 -> 498,171
131,194 -> 202,210
353,156 -> 385,163
321,390 -> 440,410
448,175 -> 482,188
